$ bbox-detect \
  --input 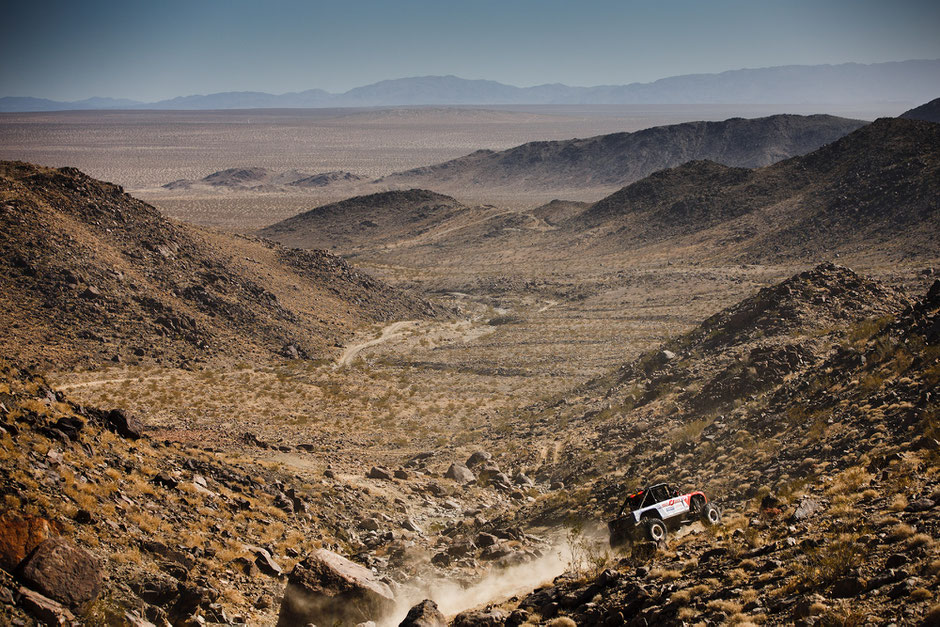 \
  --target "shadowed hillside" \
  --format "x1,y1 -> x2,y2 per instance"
380,114 -> 865,192
485,264 -> 938,624
0,162 -> 439,370
570,117 -> 940,262
900,97 -> 940,123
